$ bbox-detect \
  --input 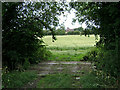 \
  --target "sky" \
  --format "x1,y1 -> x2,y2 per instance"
58,8 -> 87,29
